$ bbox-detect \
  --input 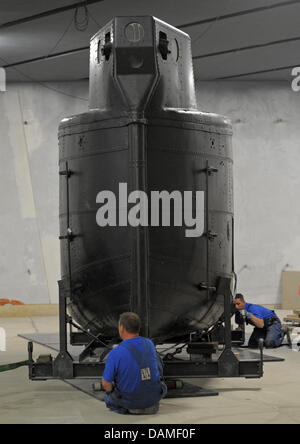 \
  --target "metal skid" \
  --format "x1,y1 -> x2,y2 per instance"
27,276 -> 265,384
